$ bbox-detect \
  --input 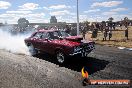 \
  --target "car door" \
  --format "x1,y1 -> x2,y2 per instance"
32,32 -> 52,53
39,32 -> 51,53
40,32 -> 57,54
30,32 -> 43,50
